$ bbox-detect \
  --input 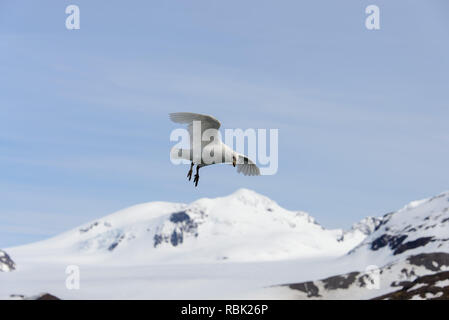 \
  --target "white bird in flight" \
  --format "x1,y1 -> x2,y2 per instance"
169,112 -> 260,187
